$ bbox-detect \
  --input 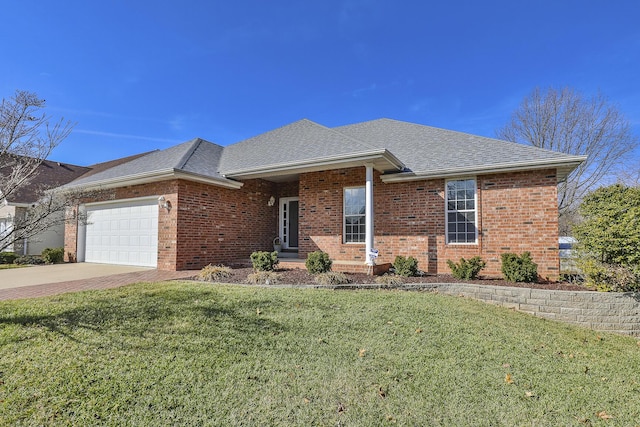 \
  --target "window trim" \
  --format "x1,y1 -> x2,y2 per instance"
343,186 -> 366,244
445,177 -> 478,245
